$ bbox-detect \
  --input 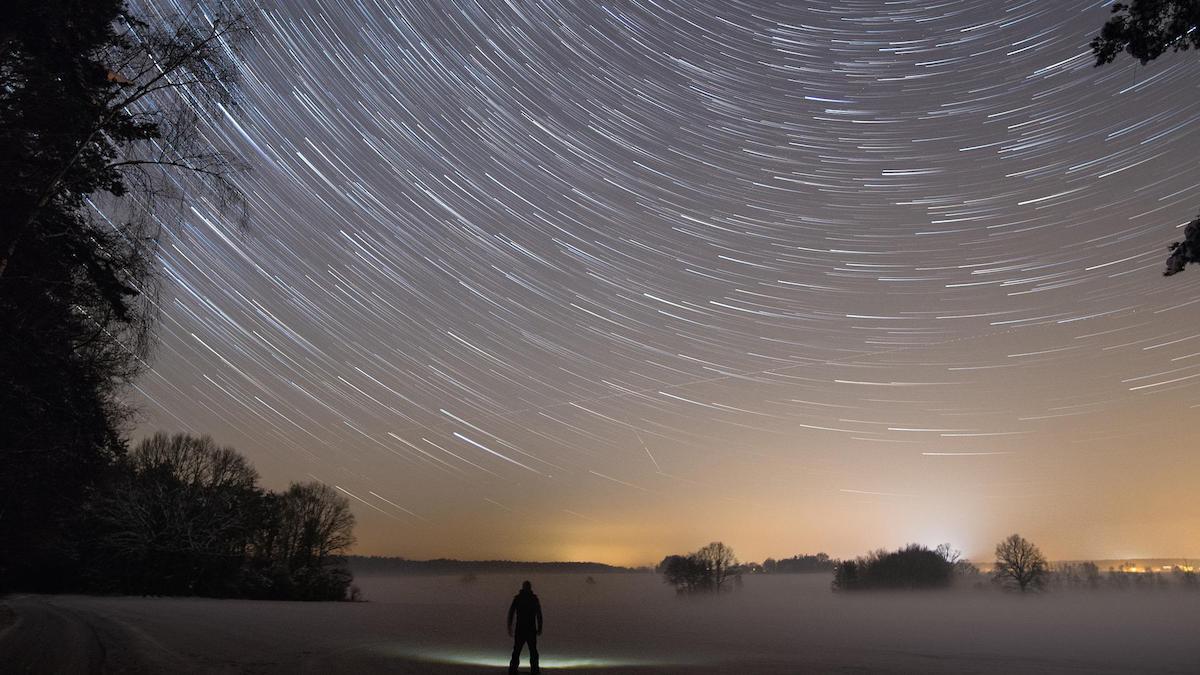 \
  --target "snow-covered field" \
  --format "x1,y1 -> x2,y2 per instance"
5,573 -> 1199,673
